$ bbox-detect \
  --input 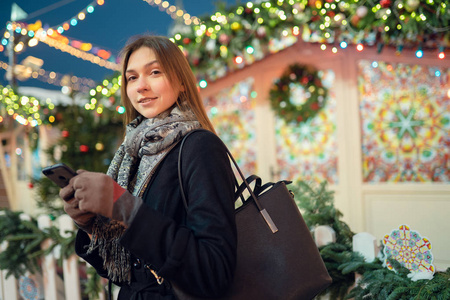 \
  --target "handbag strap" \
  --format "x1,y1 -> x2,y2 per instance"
177,129 -> 278,233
